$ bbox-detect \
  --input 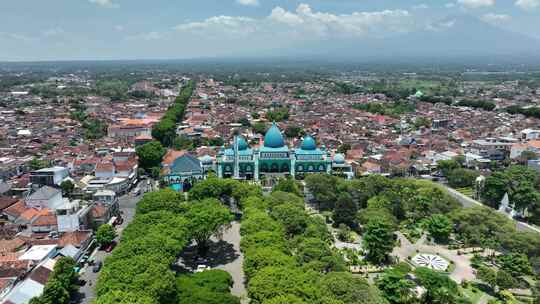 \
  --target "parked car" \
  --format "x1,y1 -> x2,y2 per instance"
92,261 -> 102,273
195,265 -> 209,273
104,241 -> 117,253
132,187 -> 141,196
113,217 -> 124,226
